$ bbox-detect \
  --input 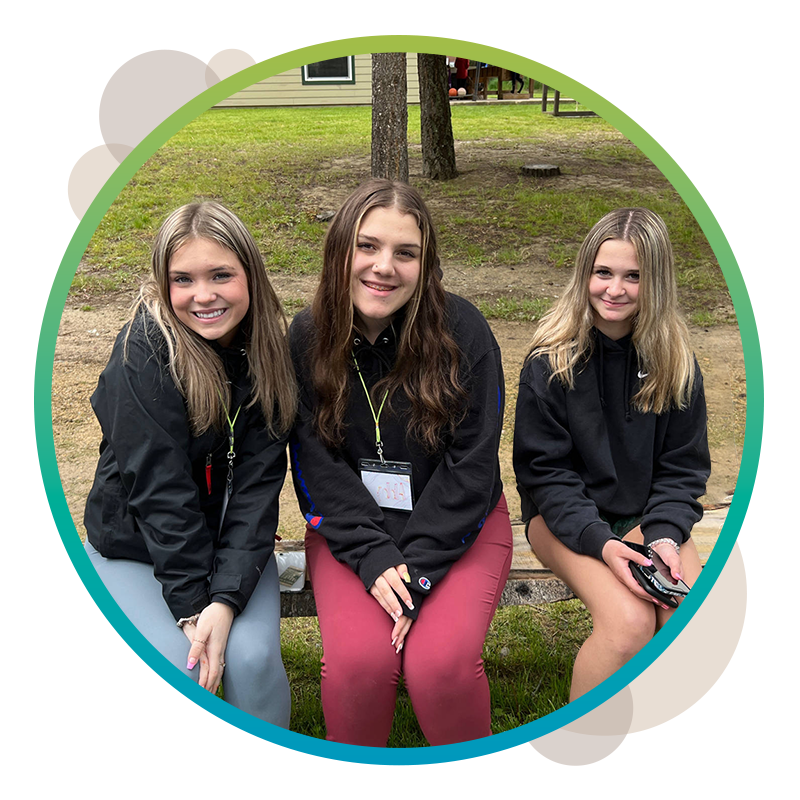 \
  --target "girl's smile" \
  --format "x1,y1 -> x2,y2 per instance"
169,238 -> 250,347
350,206 -> 422,343
588,239 -> 640,339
